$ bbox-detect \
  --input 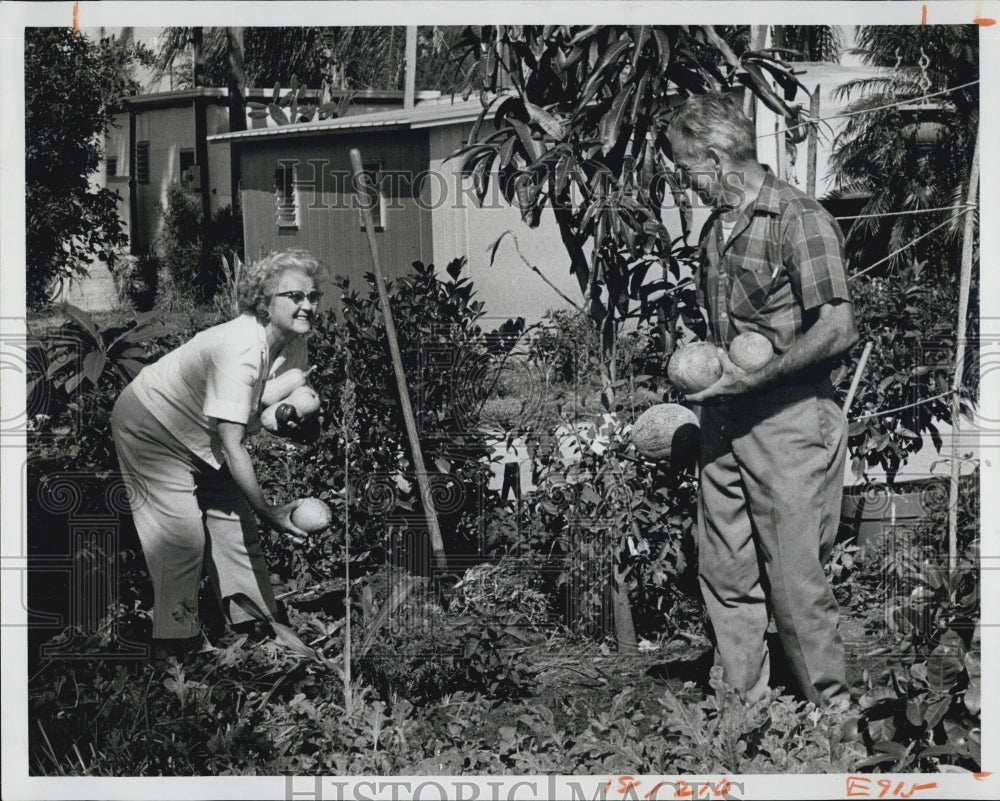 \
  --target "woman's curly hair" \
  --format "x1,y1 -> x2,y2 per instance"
238,249 -> 324,321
